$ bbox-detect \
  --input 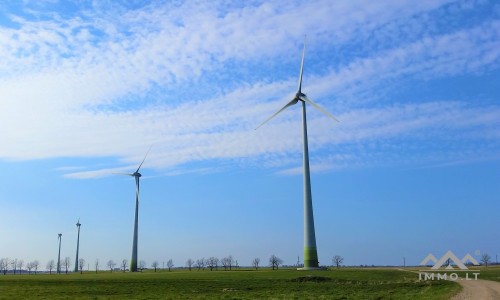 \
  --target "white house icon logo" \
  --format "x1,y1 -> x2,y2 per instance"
420,250 -> 479,270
